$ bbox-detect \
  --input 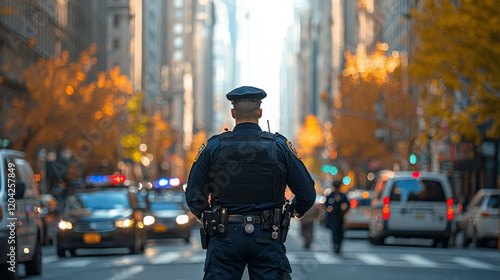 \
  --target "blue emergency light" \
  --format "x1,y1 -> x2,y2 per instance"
154,177 -> 181,188
86,175 -> 109,184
